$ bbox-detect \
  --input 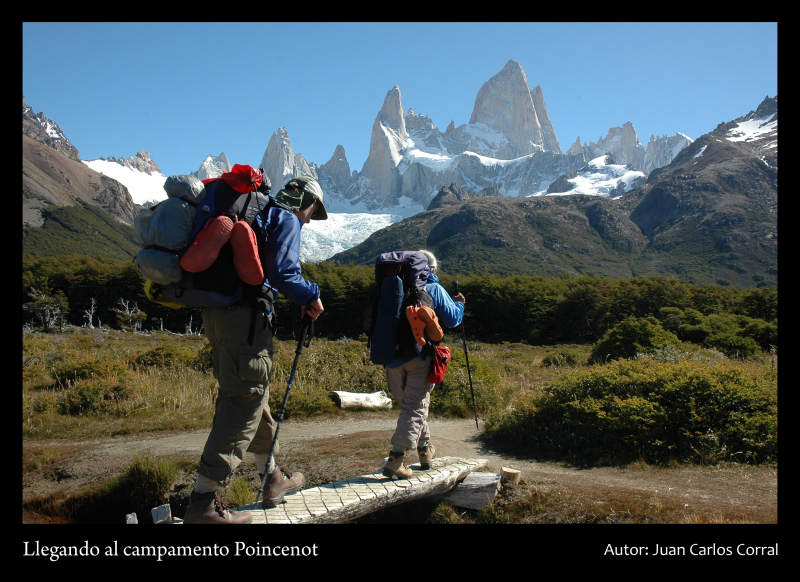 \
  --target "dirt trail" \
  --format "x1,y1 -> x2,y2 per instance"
23,416 -> 778,522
